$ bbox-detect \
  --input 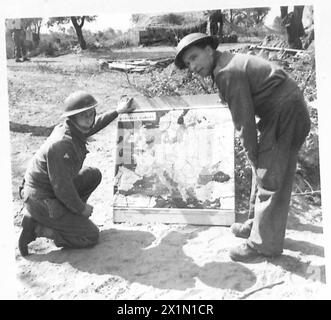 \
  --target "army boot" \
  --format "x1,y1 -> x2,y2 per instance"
18,214 -> 38,256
